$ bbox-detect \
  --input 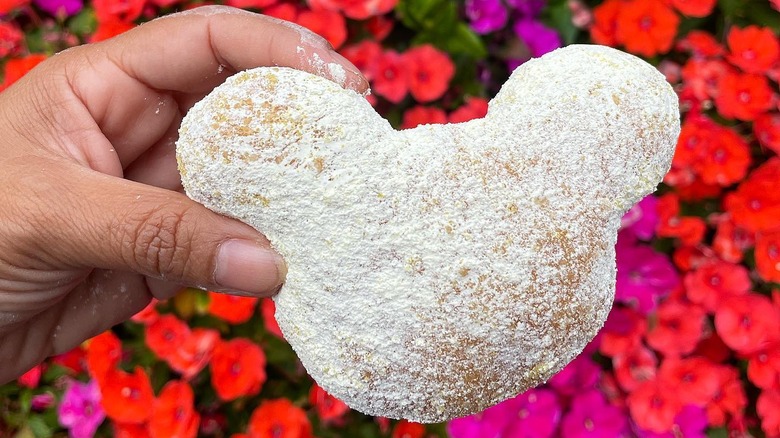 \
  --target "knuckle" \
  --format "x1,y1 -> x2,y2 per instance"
124,207 -> 195,279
